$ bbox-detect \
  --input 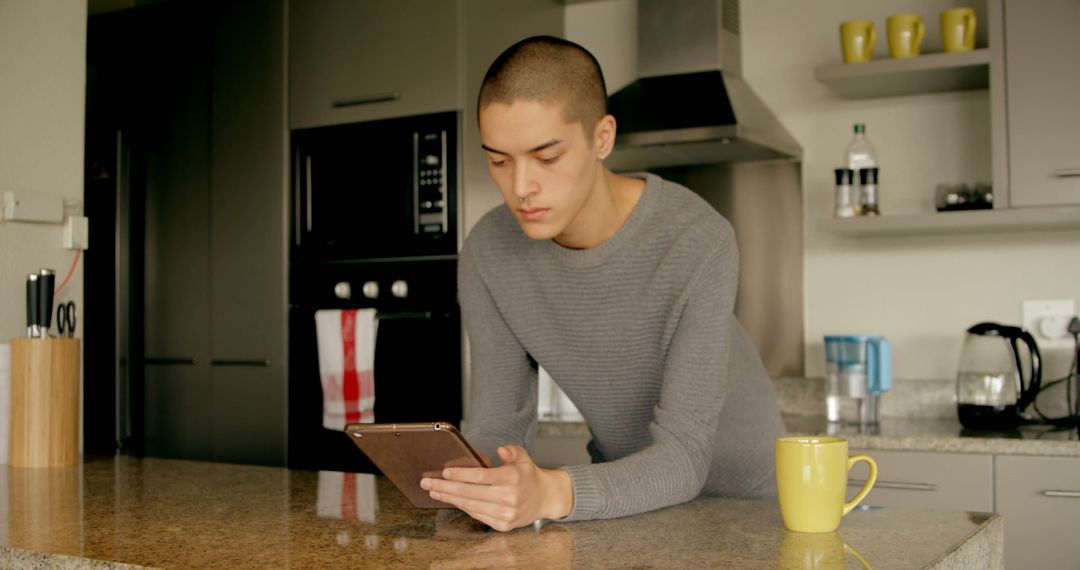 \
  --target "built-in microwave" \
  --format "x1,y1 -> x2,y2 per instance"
291,111 -> 459,262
